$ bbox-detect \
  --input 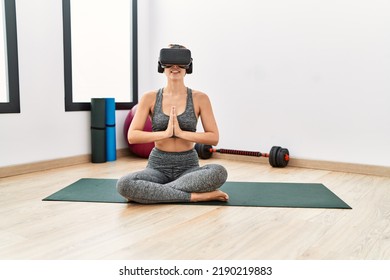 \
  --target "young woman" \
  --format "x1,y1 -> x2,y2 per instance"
116,44 -> 228,204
